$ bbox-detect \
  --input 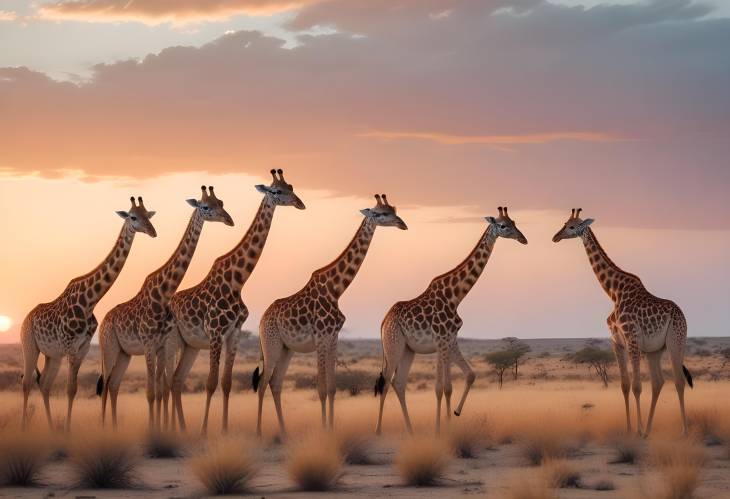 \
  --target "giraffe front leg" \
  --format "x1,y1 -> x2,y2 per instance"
627,339 -> 644,437
221,330 -> 239,434
65,339 -> 89,433
201,334 -> 222,436
154,347 -> 166,432
144,351 -> 156,429
451,344 -> 476,417
316,344 -> 328,429
39,355 -> 62,430
434,355 -> 444,434
443,349 -> 453,424
325,338 -> 338,430
172,346 -> 198,432
644,350 -> 664,437
21,337 -> 40,431
611,334 -> 632,433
